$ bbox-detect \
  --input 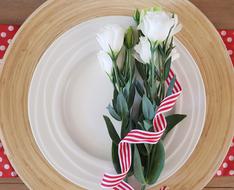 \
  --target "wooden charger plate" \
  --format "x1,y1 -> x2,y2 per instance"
0,0 -> 233,189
